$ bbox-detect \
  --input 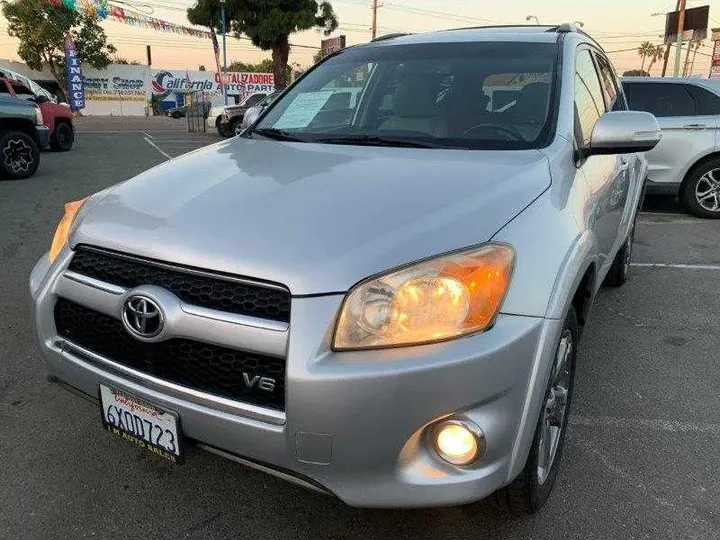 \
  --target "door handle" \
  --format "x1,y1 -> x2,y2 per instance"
683,123 -> 708,130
